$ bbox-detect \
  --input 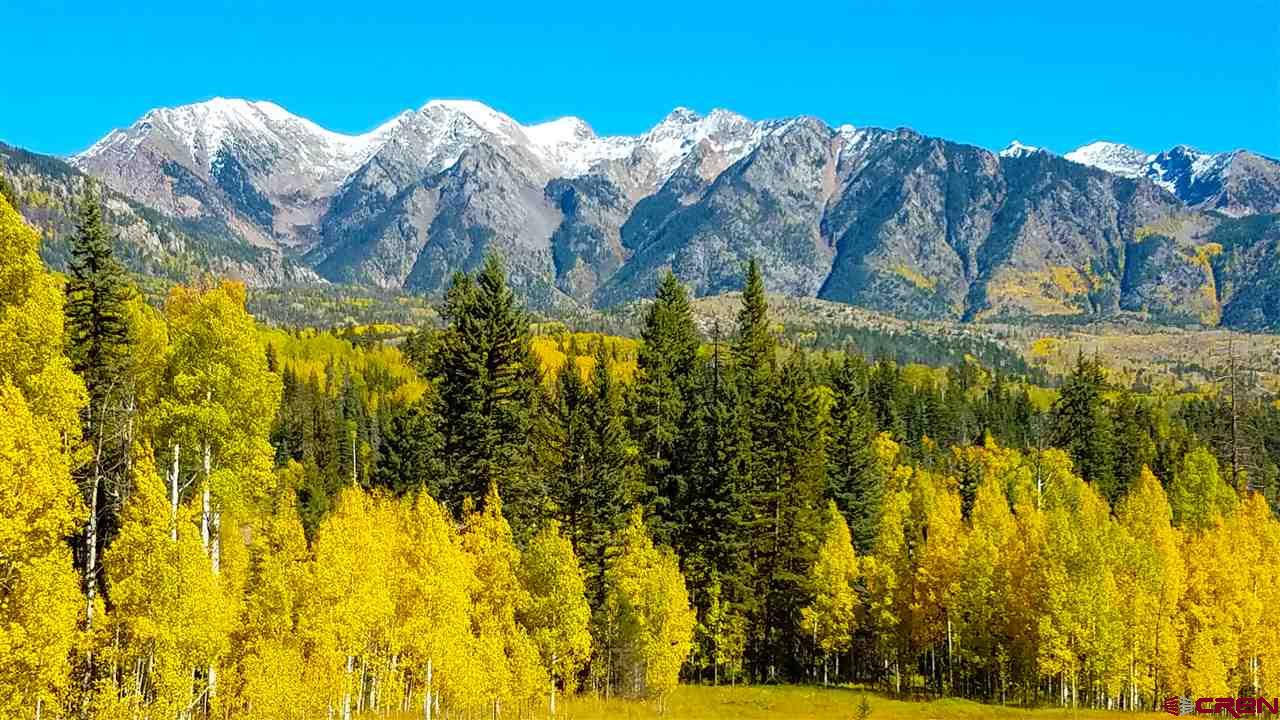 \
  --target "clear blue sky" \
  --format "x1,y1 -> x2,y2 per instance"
5,0 -> 1278,158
